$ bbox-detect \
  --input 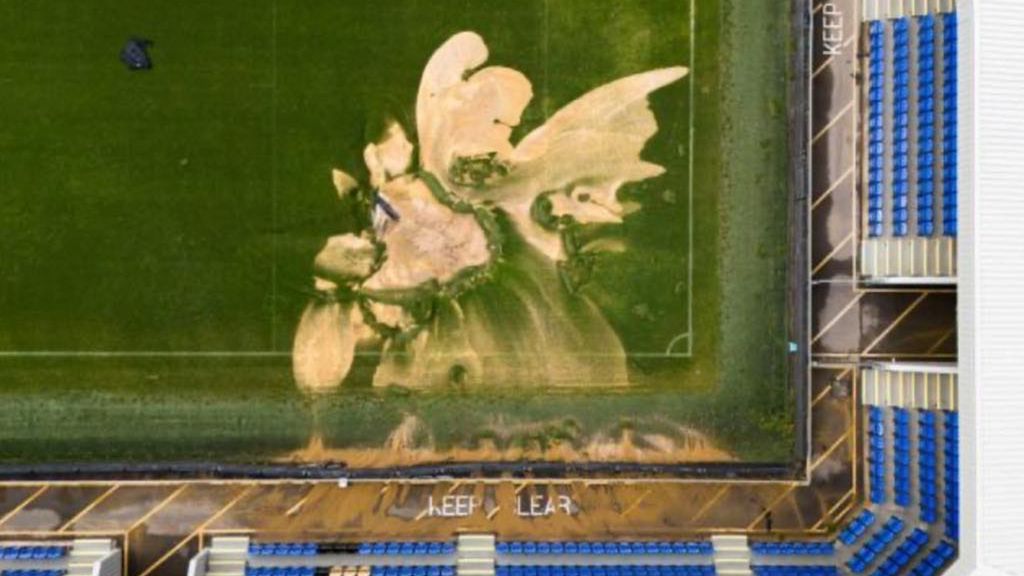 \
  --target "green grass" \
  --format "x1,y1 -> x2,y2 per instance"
0,0 -> 794,465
